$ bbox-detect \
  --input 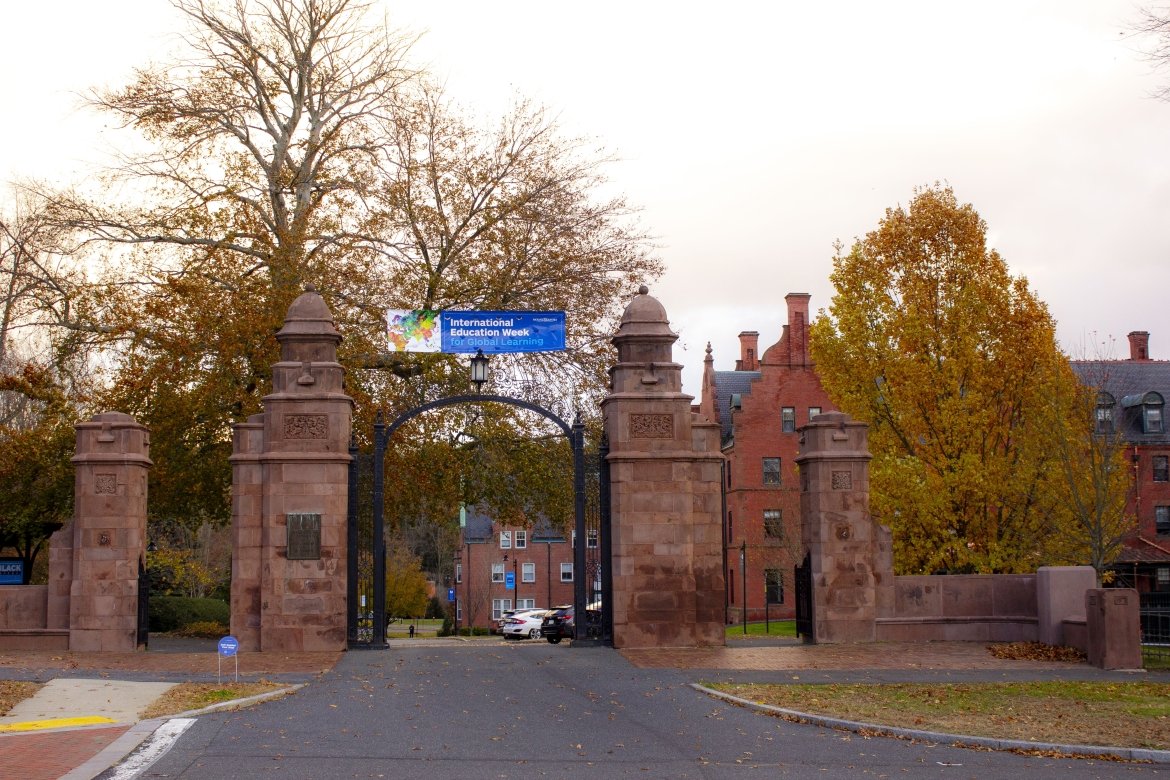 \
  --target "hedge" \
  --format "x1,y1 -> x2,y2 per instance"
149,596 -> 230,633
